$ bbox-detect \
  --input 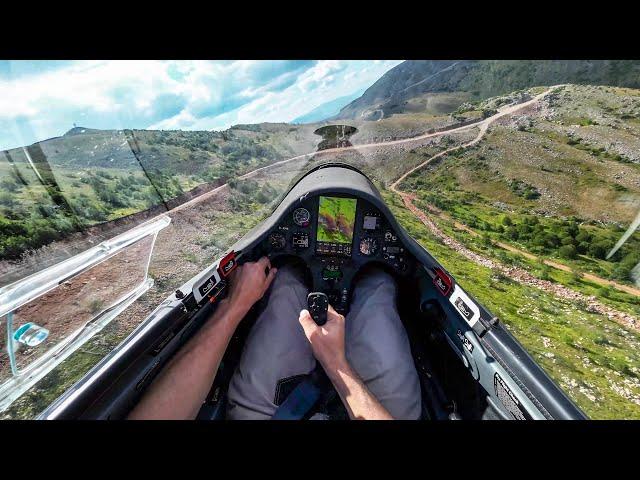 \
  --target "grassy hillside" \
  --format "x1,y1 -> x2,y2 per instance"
3,76 -> 640,419
0,123 -> 320,264
400,85 -> 640,286
385,191 -> 640,419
